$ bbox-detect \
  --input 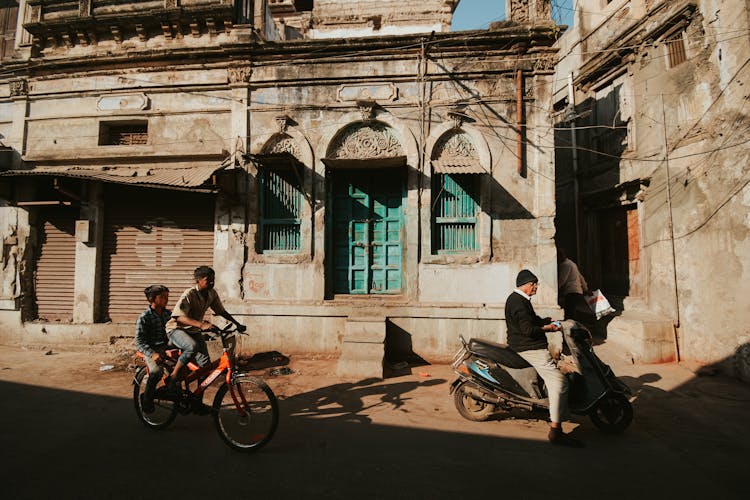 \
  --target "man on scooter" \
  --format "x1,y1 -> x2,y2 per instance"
505,269 -> 584,448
